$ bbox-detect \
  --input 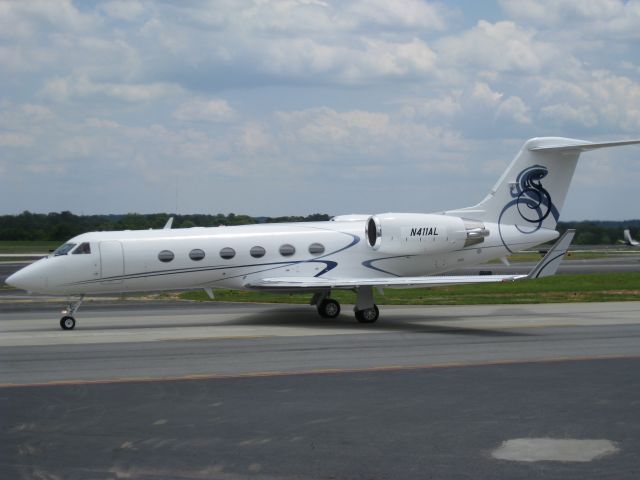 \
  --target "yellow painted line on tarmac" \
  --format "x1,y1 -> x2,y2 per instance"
2,354 -> 640,389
